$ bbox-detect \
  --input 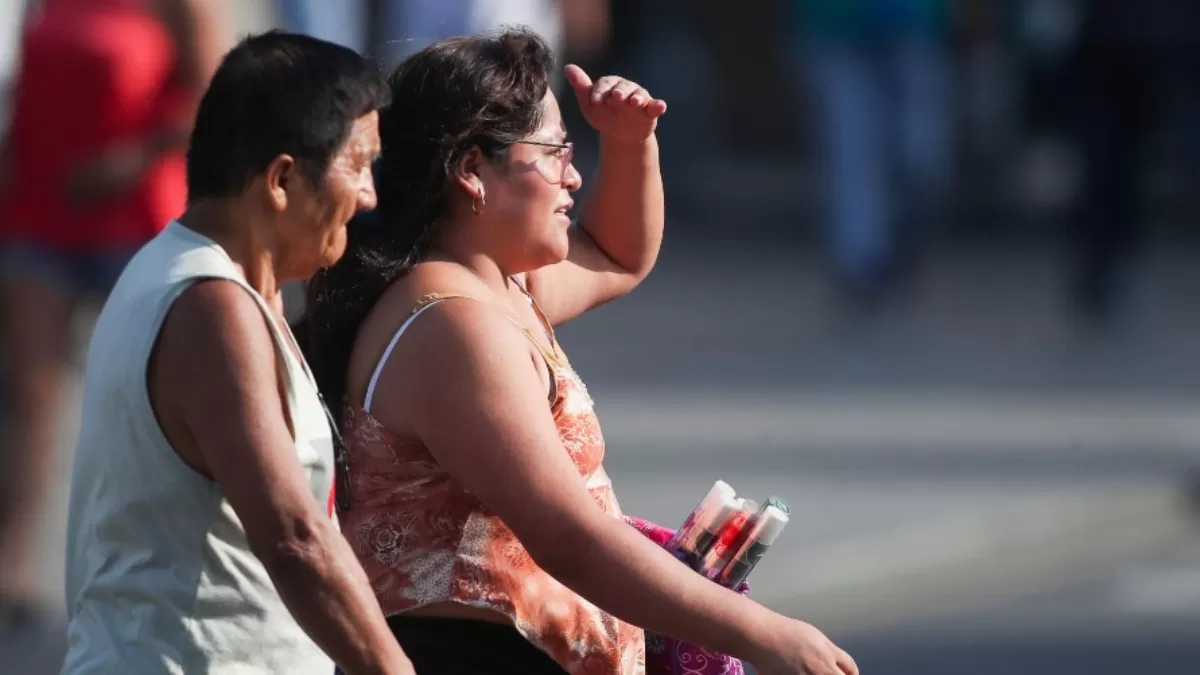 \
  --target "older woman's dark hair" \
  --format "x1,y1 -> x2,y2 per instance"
300,28 -> 555,421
